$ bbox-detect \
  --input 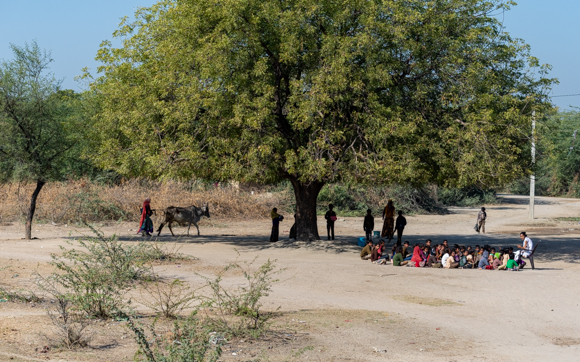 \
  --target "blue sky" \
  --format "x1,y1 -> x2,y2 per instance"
1,0 -> 578,109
